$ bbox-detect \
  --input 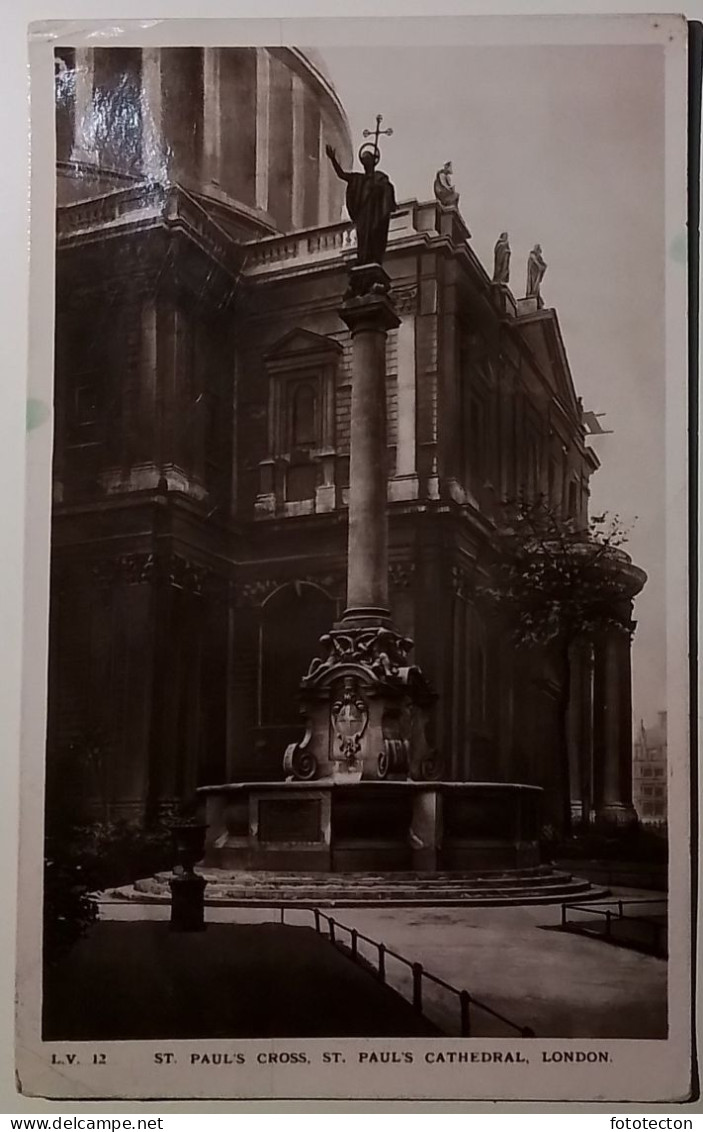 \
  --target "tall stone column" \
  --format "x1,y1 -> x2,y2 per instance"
339,284 -> 399,626
283,268 -> 439,785
592,626 -> 637,826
